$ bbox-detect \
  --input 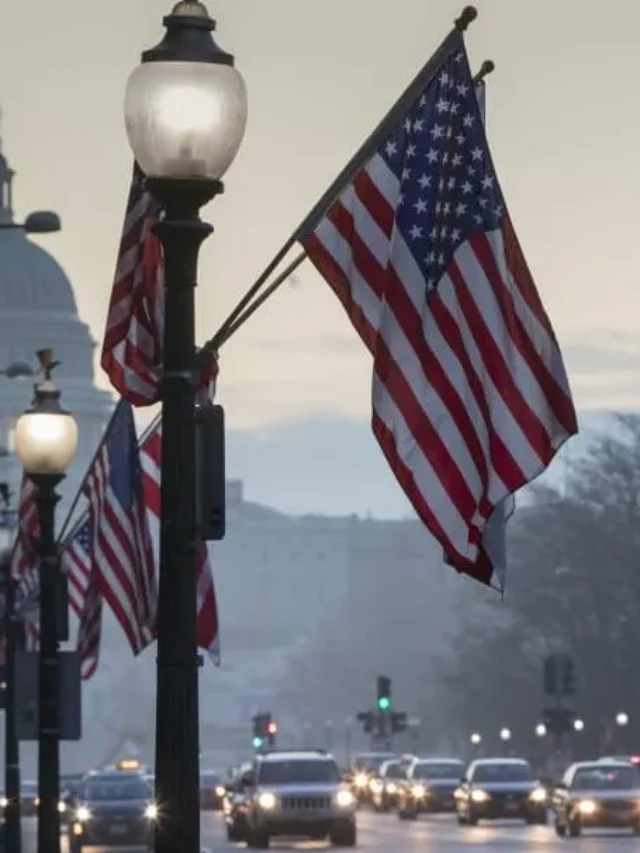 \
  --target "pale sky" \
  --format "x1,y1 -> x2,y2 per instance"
1,0 -> 639,431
